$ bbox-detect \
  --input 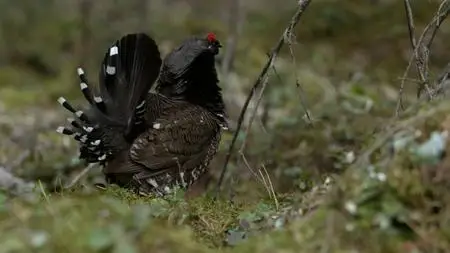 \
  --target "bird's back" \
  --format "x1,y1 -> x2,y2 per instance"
103,93 -> 224,196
